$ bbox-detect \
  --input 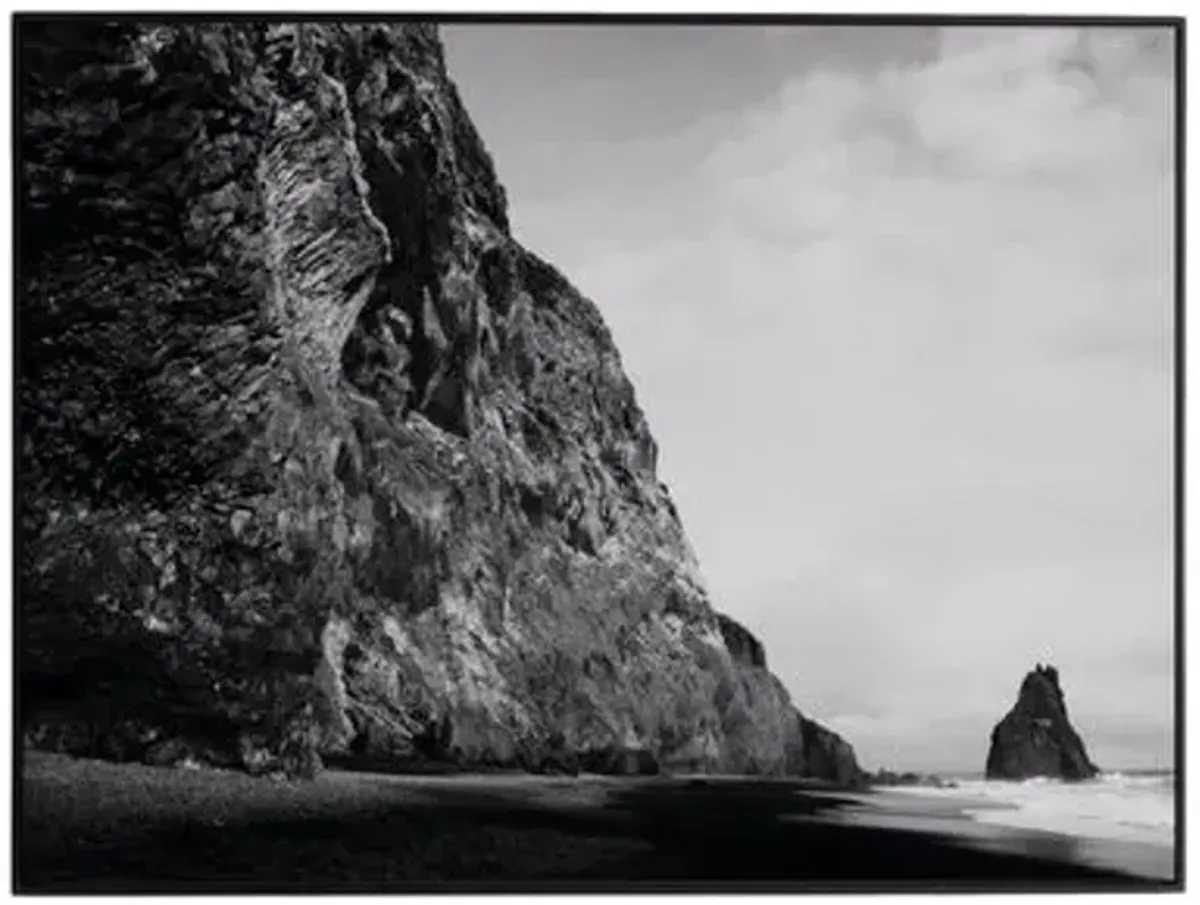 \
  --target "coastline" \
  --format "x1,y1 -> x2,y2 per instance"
18,752 -> 1174,891
820,786 -> 1175,882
